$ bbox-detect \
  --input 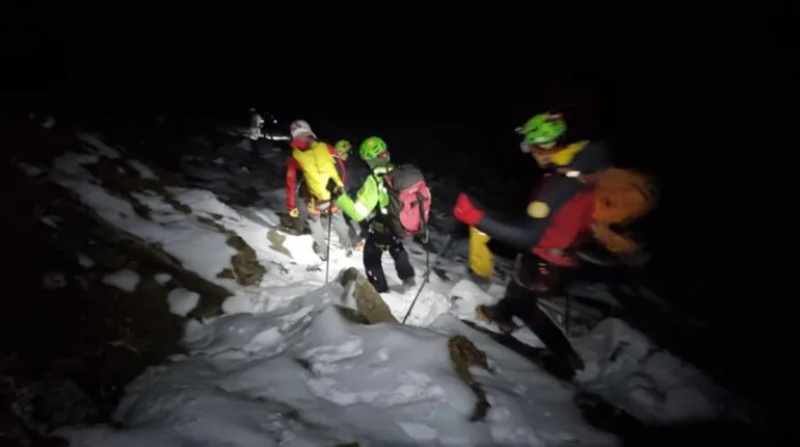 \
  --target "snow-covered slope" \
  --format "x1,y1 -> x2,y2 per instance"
17,128 -> 752,445
57,282 -> 618,446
